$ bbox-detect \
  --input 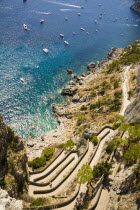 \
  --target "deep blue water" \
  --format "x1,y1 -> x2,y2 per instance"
0,0 -> 140,139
